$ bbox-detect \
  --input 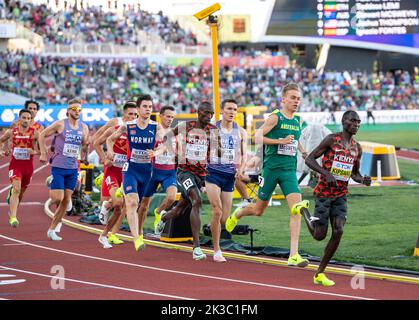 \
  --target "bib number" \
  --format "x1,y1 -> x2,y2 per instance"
330,161 -> 353,181
13,147 -> 30,160
277,140 -> 298,156
113,153 -> 127,168
186,143 -> 207,161
155,152 -> 175,165
130,148 -> 150,164
122,162 -> 129,172
63,143 -> 80,158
